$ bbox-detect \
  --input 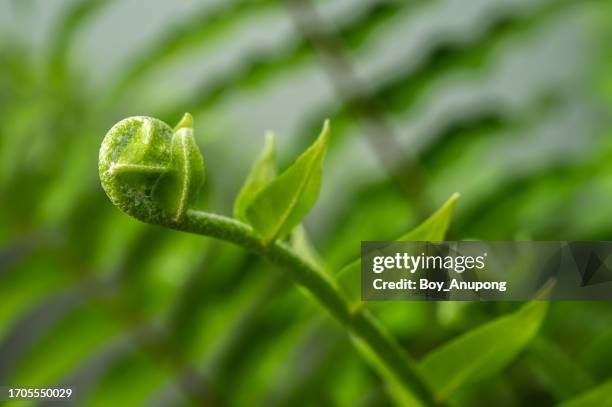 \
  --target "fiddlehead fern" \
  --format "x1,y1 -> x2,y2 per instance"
98,114 -> 441,407
99,113 -> 204,225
